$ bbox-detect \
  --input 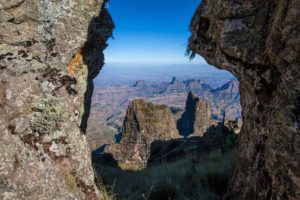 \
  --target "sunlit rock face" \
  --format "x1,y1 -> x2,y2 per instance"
0,0 -> 113,199
189,0 -> 300,199
105,99 -> 179,169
